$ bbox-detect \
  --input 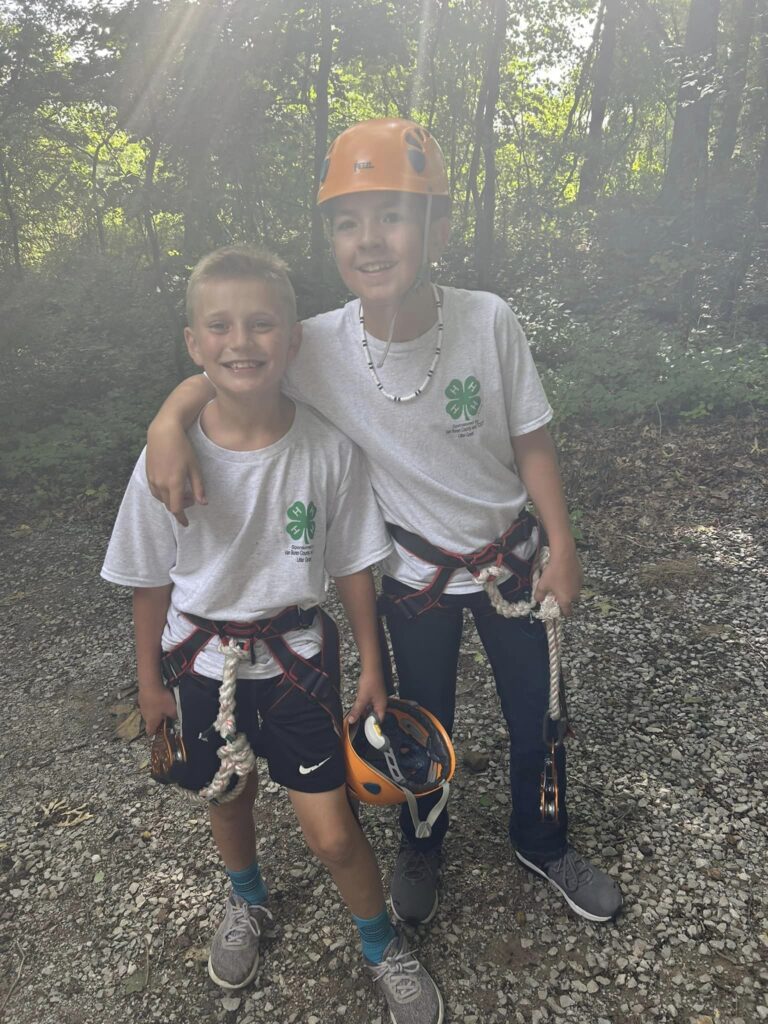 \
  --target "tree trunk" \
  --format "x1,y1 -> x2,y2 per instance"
310,0 -> 333,286
720,4 -> 768,318
0,154 -> 23,277
662,0 -> 720,215
578,0 -> 621,206
183,150 -> 209,261
90,142 -> 106,255
470,0 -> 507,290
713,0 -> 756,170
143,134 -> 184,372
